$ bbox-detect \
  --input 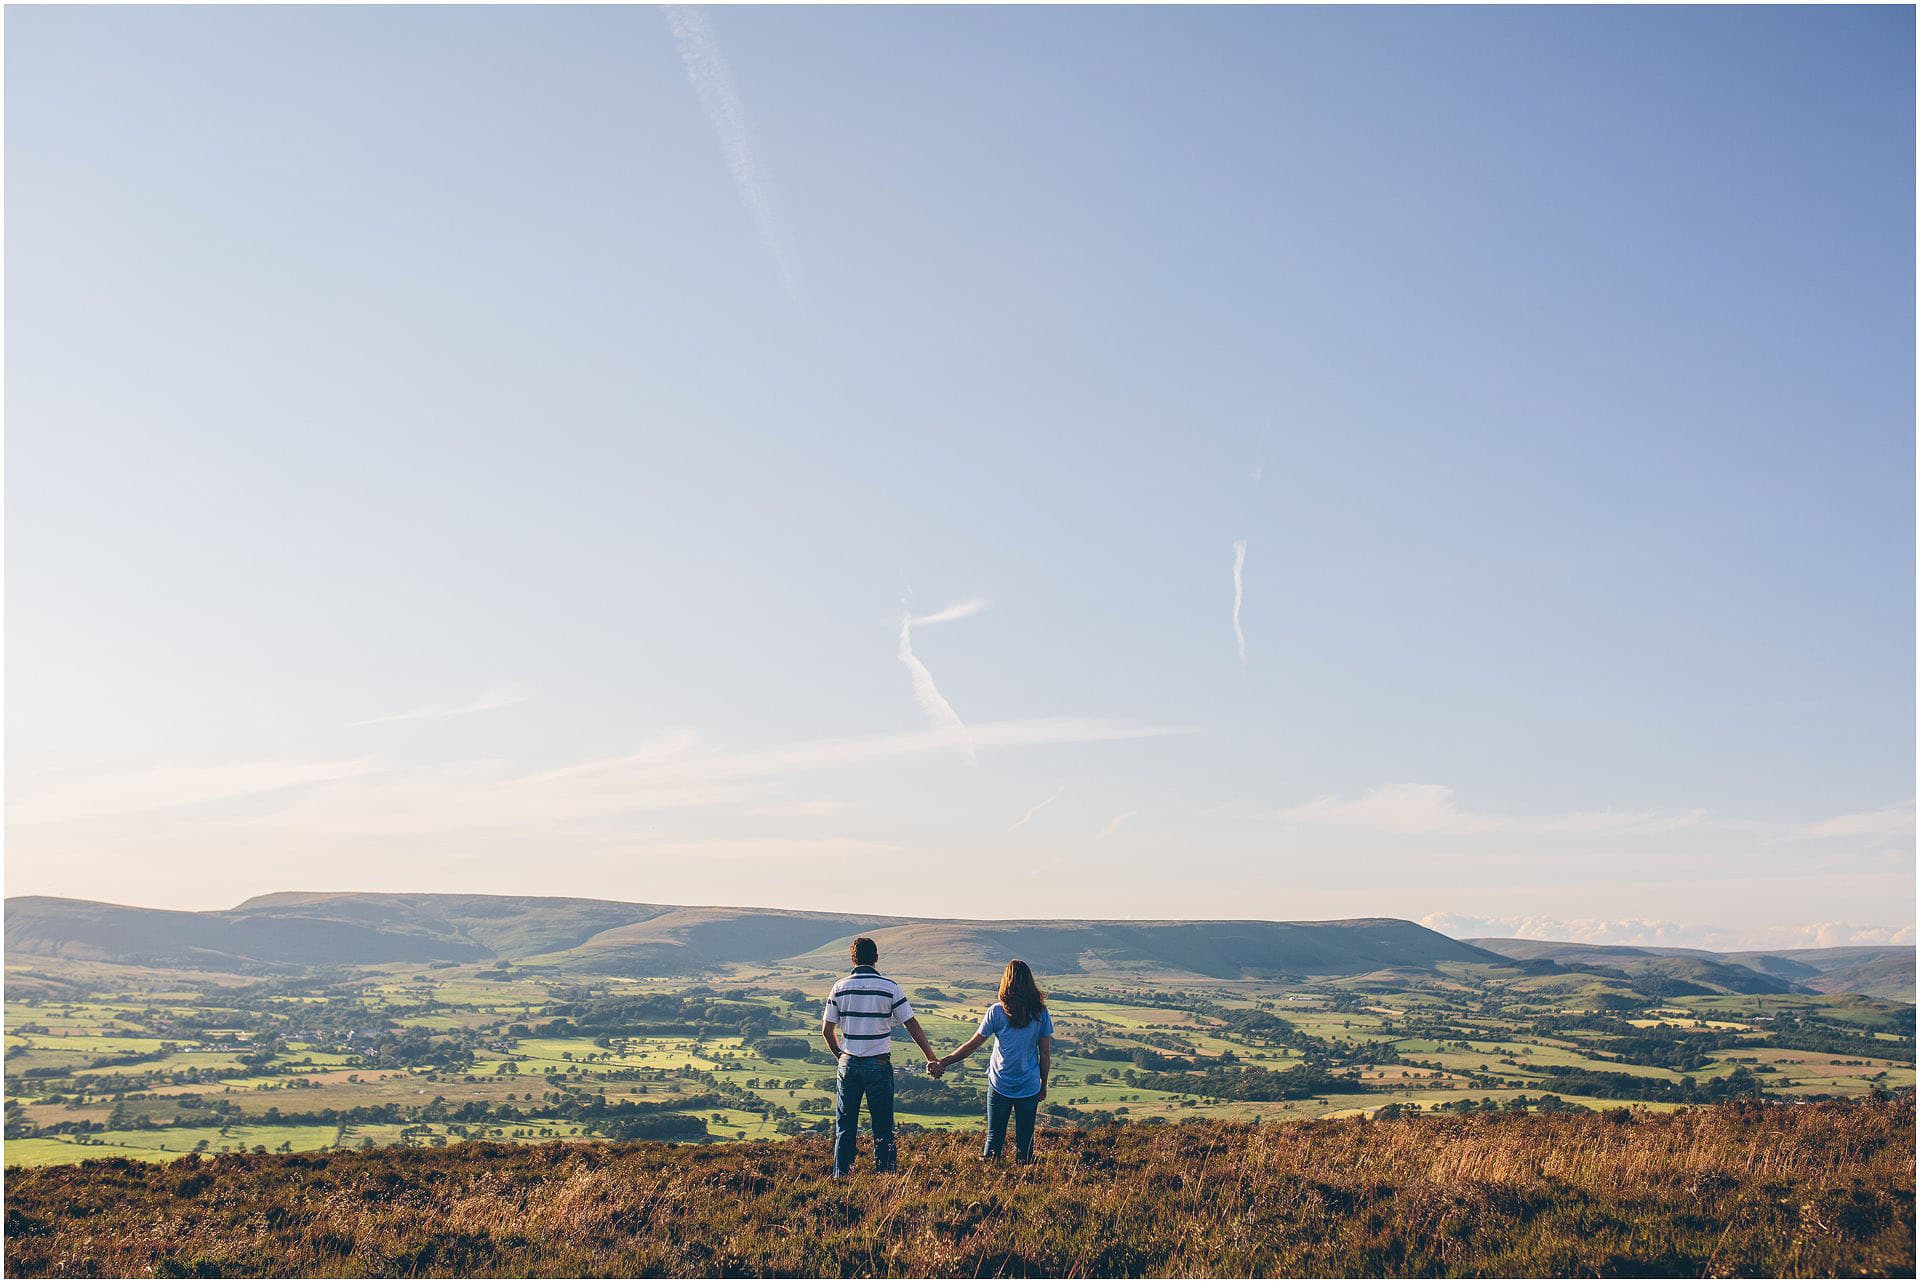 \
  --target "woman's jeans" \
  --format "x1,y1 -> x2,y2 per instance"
833,1054 -> 895,1175
984,1089 -> 1039,1162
